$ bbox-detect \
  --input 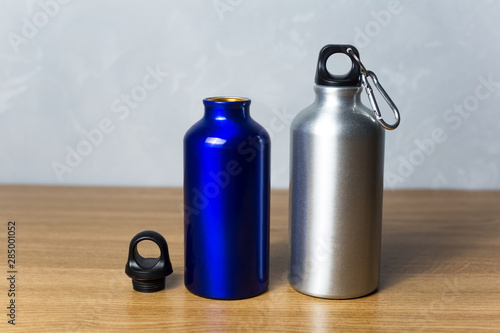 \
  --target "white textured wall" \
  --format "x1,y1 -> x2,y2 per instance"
0,0 -> 499,189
